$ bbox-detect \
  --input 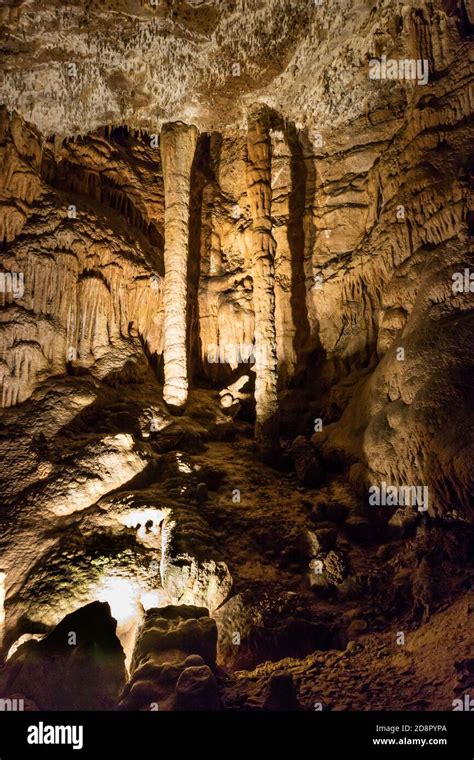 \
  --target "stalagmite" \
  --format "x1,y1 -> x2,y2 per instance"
244,107 -> 280,452
160,122 -> 198,410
